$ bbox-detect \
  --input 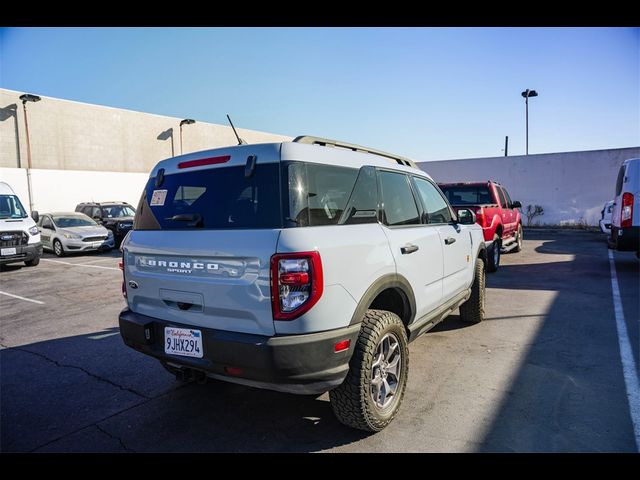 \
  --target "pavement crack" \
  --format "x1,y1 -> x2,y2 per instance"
30,380 -> 194,452
95,424 -> 136,453
4,345 -> 150,399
